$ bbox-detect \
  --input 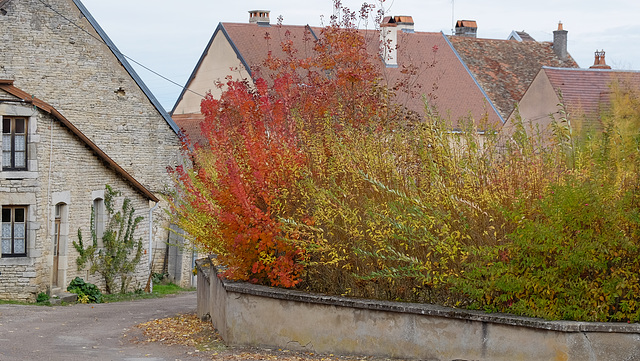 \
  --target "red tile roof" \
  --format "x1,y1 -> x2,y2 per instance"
221,22 -> 319,81
176,21 -> 582,141
543,67 -> 640,125
172,113 -> 206,146
448,36 -> 579,121
368,29 -> 503,128
201,23 -> 504,129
